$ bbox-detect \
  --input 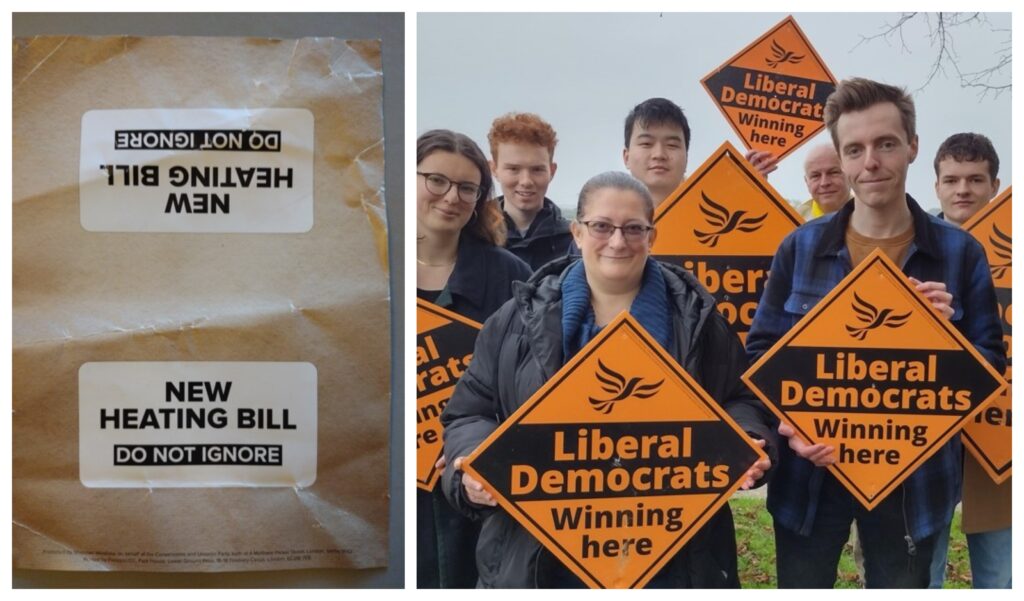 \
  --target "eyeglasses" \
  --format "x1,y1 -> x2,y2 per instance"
578,220 -> 654,241
417,172 -> 483,204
